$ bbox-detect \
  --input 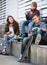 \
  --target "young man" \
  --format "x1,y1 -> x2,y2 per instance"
28,13 -> 47,44
21,2 -> 40,37
18,13 -> 47,62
